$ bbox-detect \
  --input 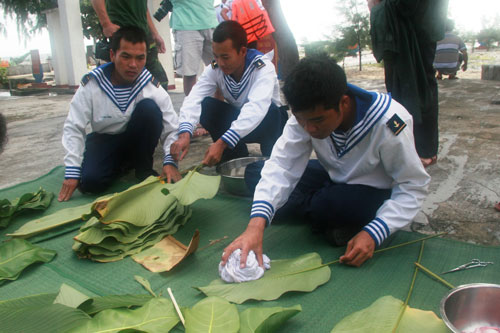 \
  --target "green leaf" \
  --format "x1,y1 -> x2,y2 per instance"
164,170 -> 221,206
53,283 -> 92,309
197,252 -> 331,304
0,293 -> 90,333
0,238 -> 56,285
134,275 -> 157,297
330,296 -> 449,333
69,297 -> 179,333
184,296 -> 239,333
239,305 -> 302,333
7,202 -> 93,238
79,294 -> 153,315
0,188 -> 54,228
